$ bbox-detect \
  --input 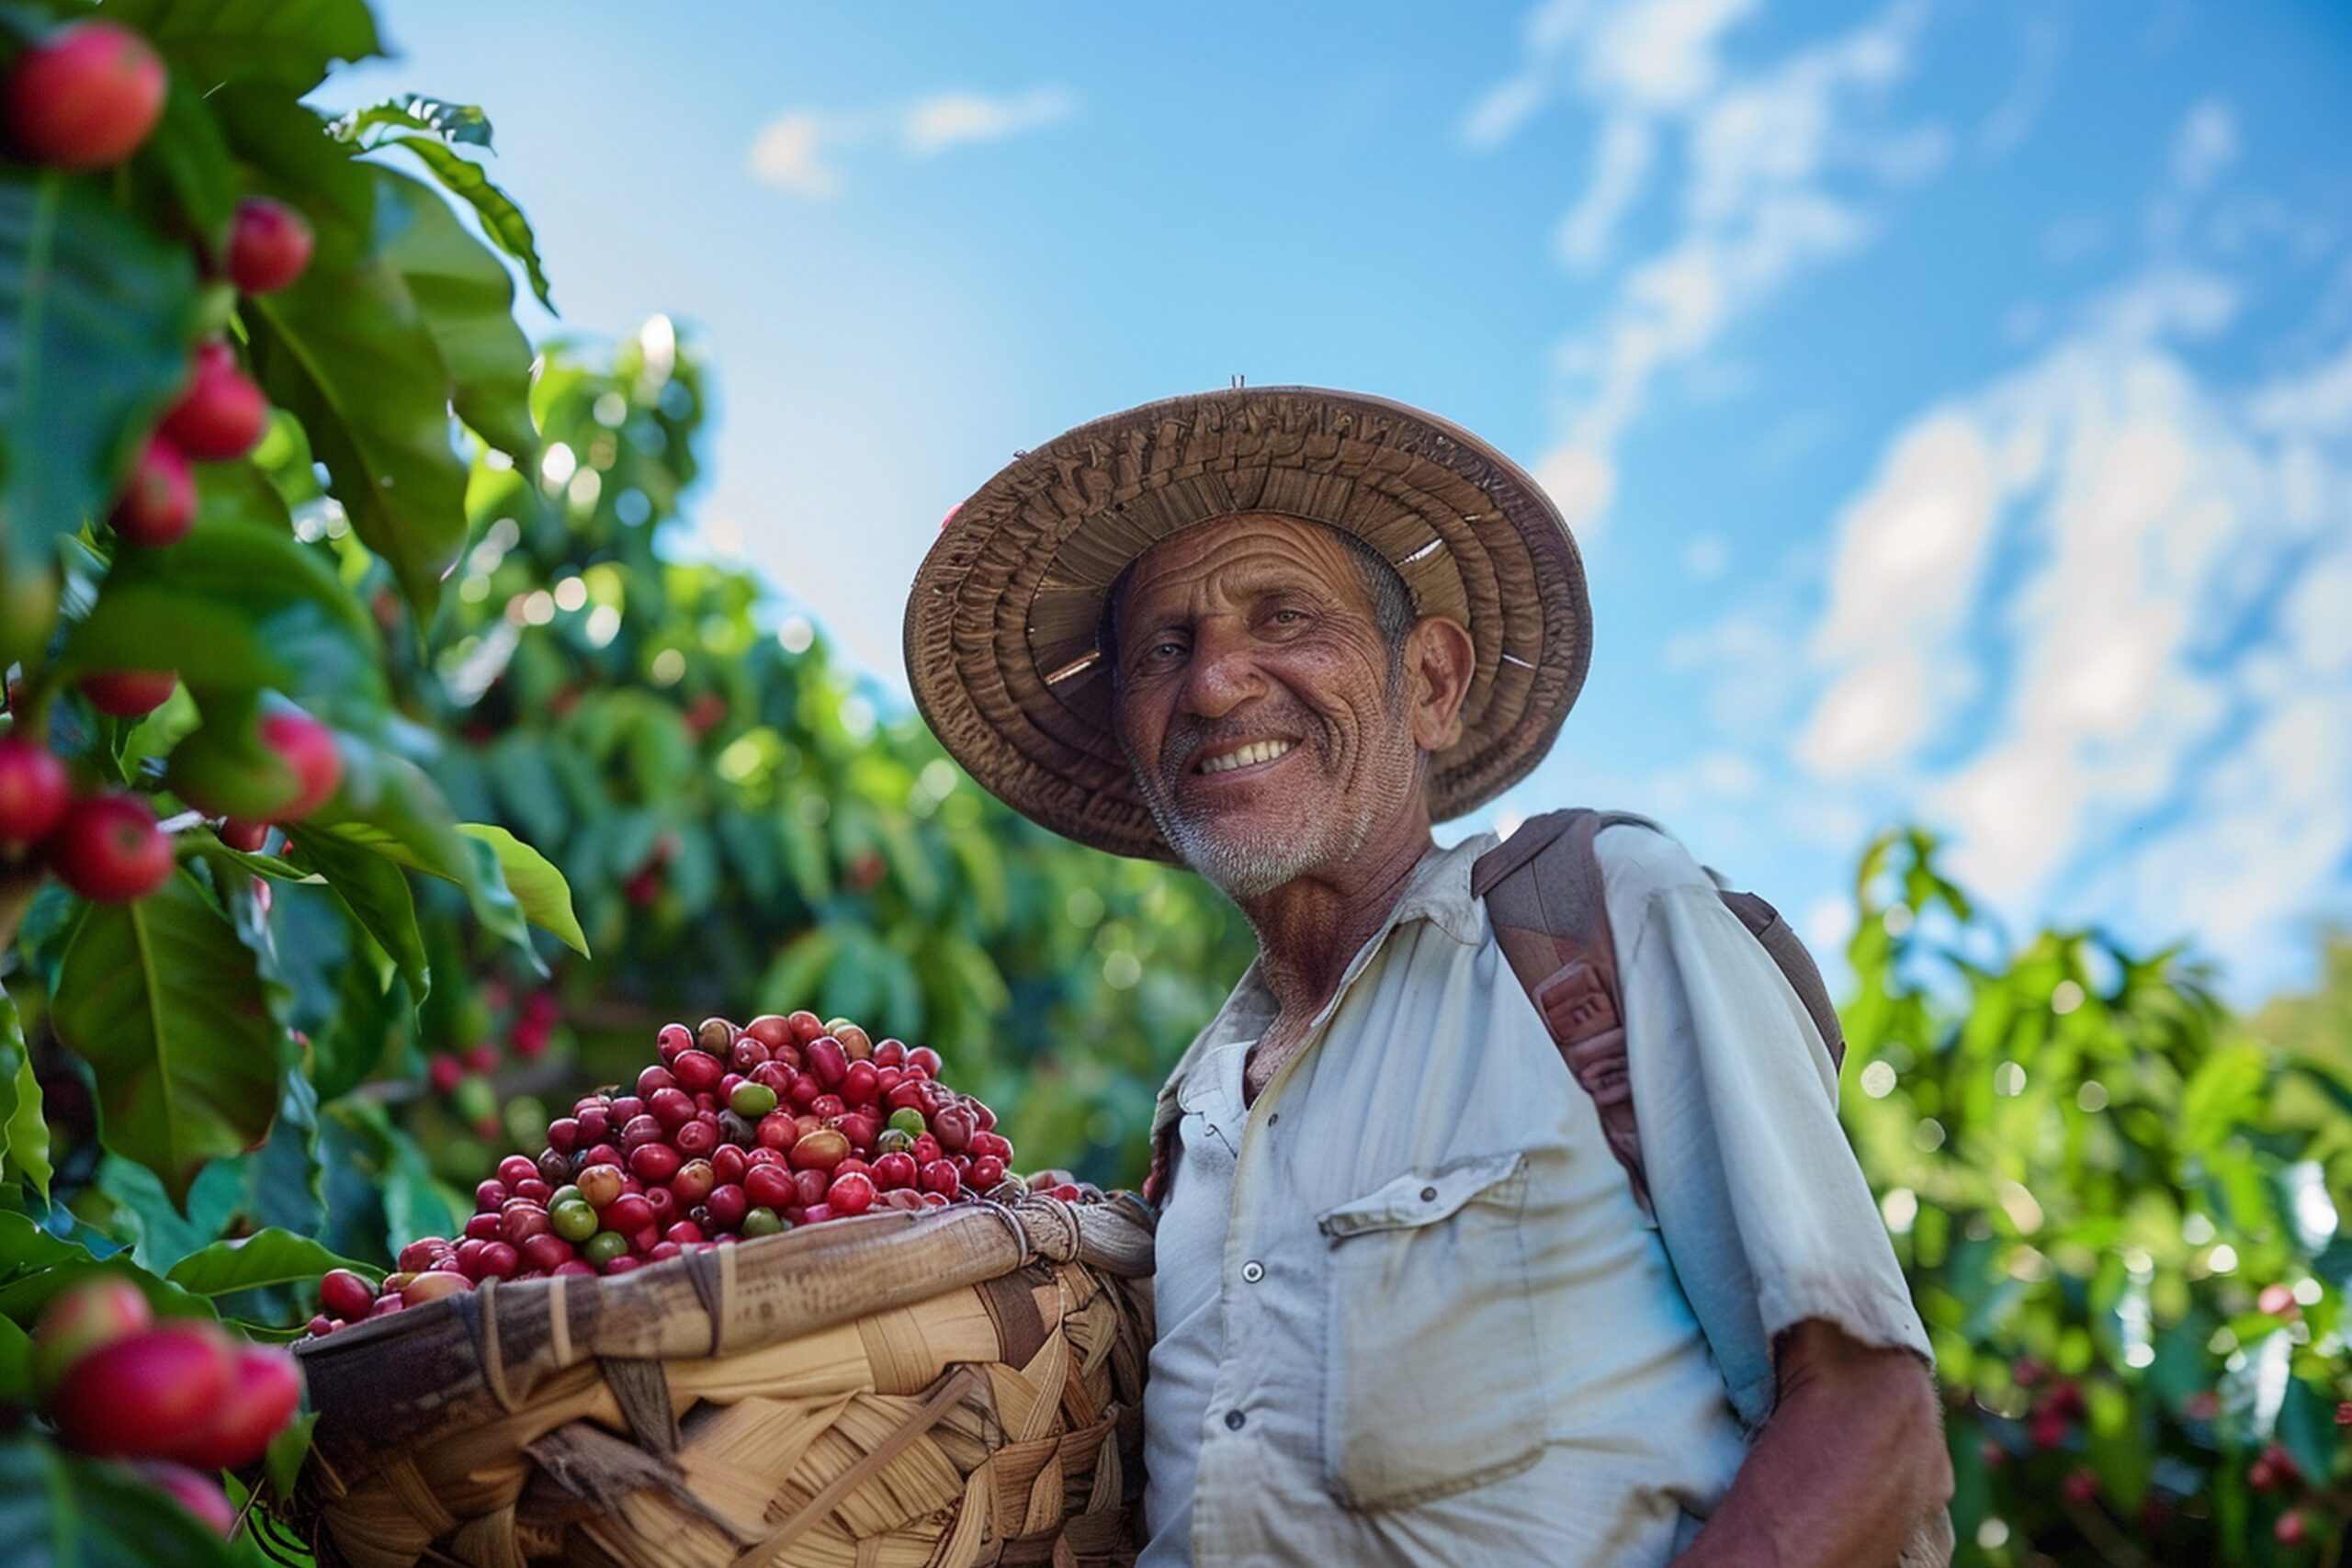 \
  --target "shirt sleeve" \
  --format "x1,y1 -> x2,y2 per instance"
1612,863 -> 1932,1430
